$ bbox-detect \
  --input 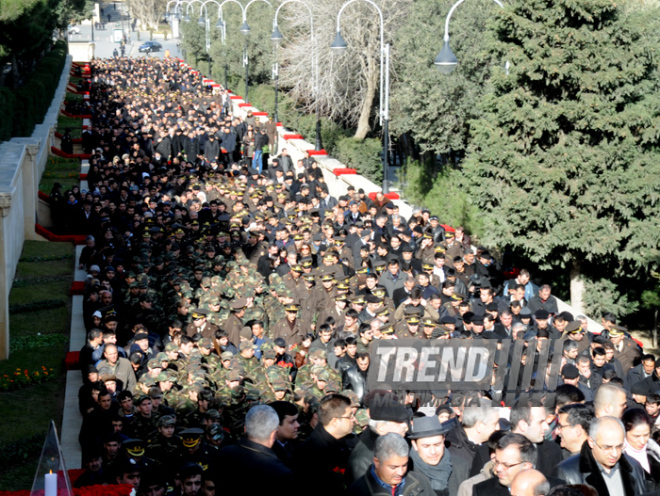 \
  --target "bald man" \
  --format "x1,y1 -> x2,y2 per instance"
593,383 -> 627,419
510,469 -> 549,496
